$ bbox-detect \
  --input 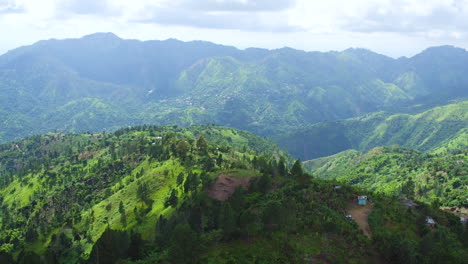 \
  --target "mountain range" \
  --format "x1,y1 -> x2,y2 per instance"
1,33 -> 467,156
1,33 -> 467,263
